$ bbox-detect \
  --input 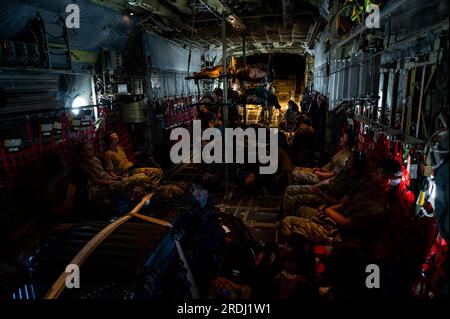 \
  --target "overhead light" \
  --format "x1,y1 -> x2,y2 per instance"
129,12 -> 134,16
226,14 -> 246,32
